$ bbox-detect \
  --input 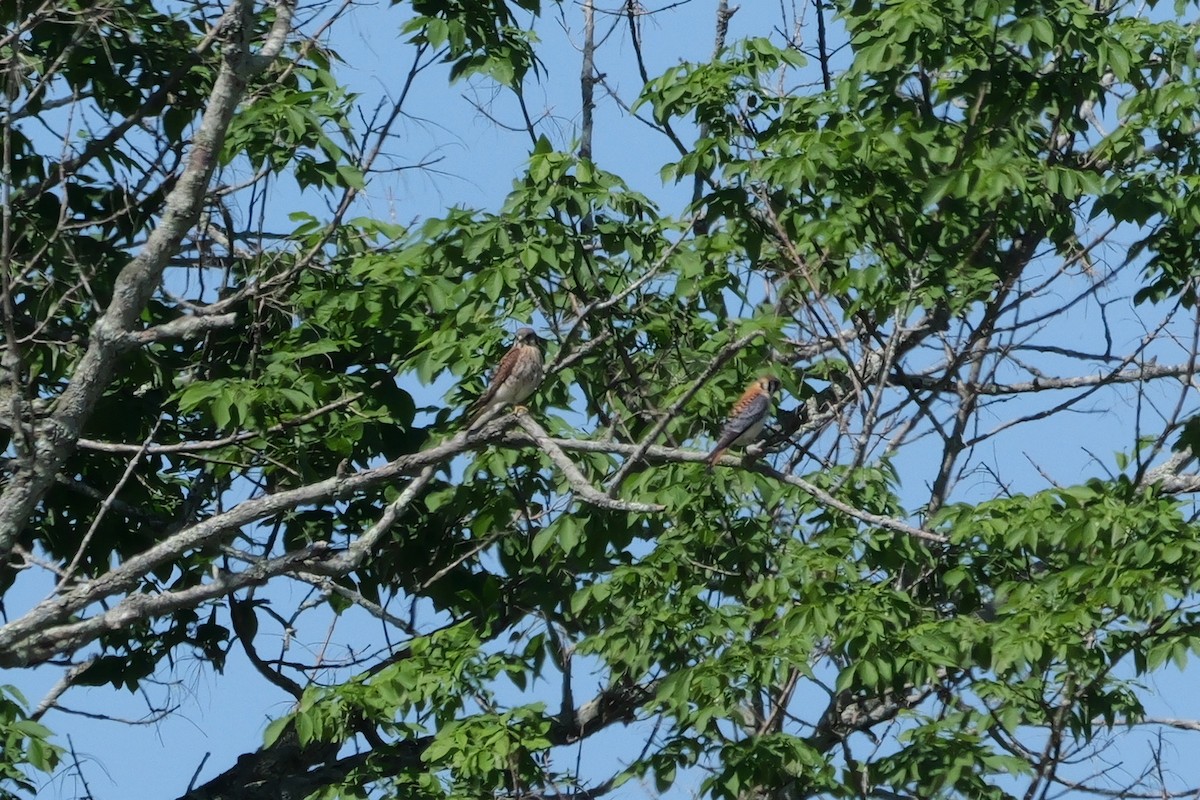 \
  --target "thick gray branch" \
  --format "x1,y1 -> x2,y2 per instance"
1142,449 -> 1200,493
0,419 -> 946,666
120,312 -> 238,347
893,360 -> 1194,396
0,428 -> 466,666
